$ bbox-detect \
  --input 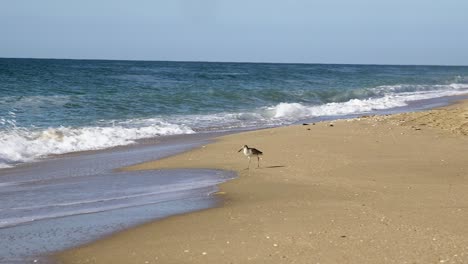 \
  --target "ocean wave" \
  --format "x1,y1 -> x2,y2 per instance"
268,97 -> 405,119
370,83 -> 468,94
1,82 -> 467,169
0,121 -> 194,168
0,95 -> 72,109
268,83 -> 468,120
